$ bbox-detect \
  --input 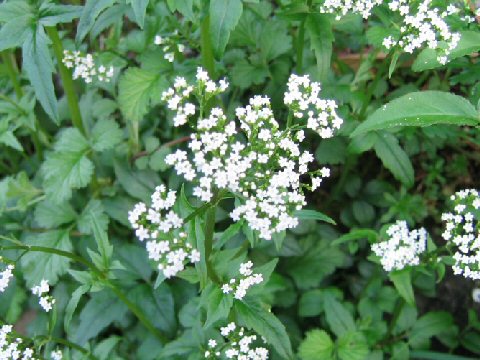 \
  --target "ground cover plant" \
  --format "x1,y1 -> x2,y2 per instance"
0,0 -> 479,359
